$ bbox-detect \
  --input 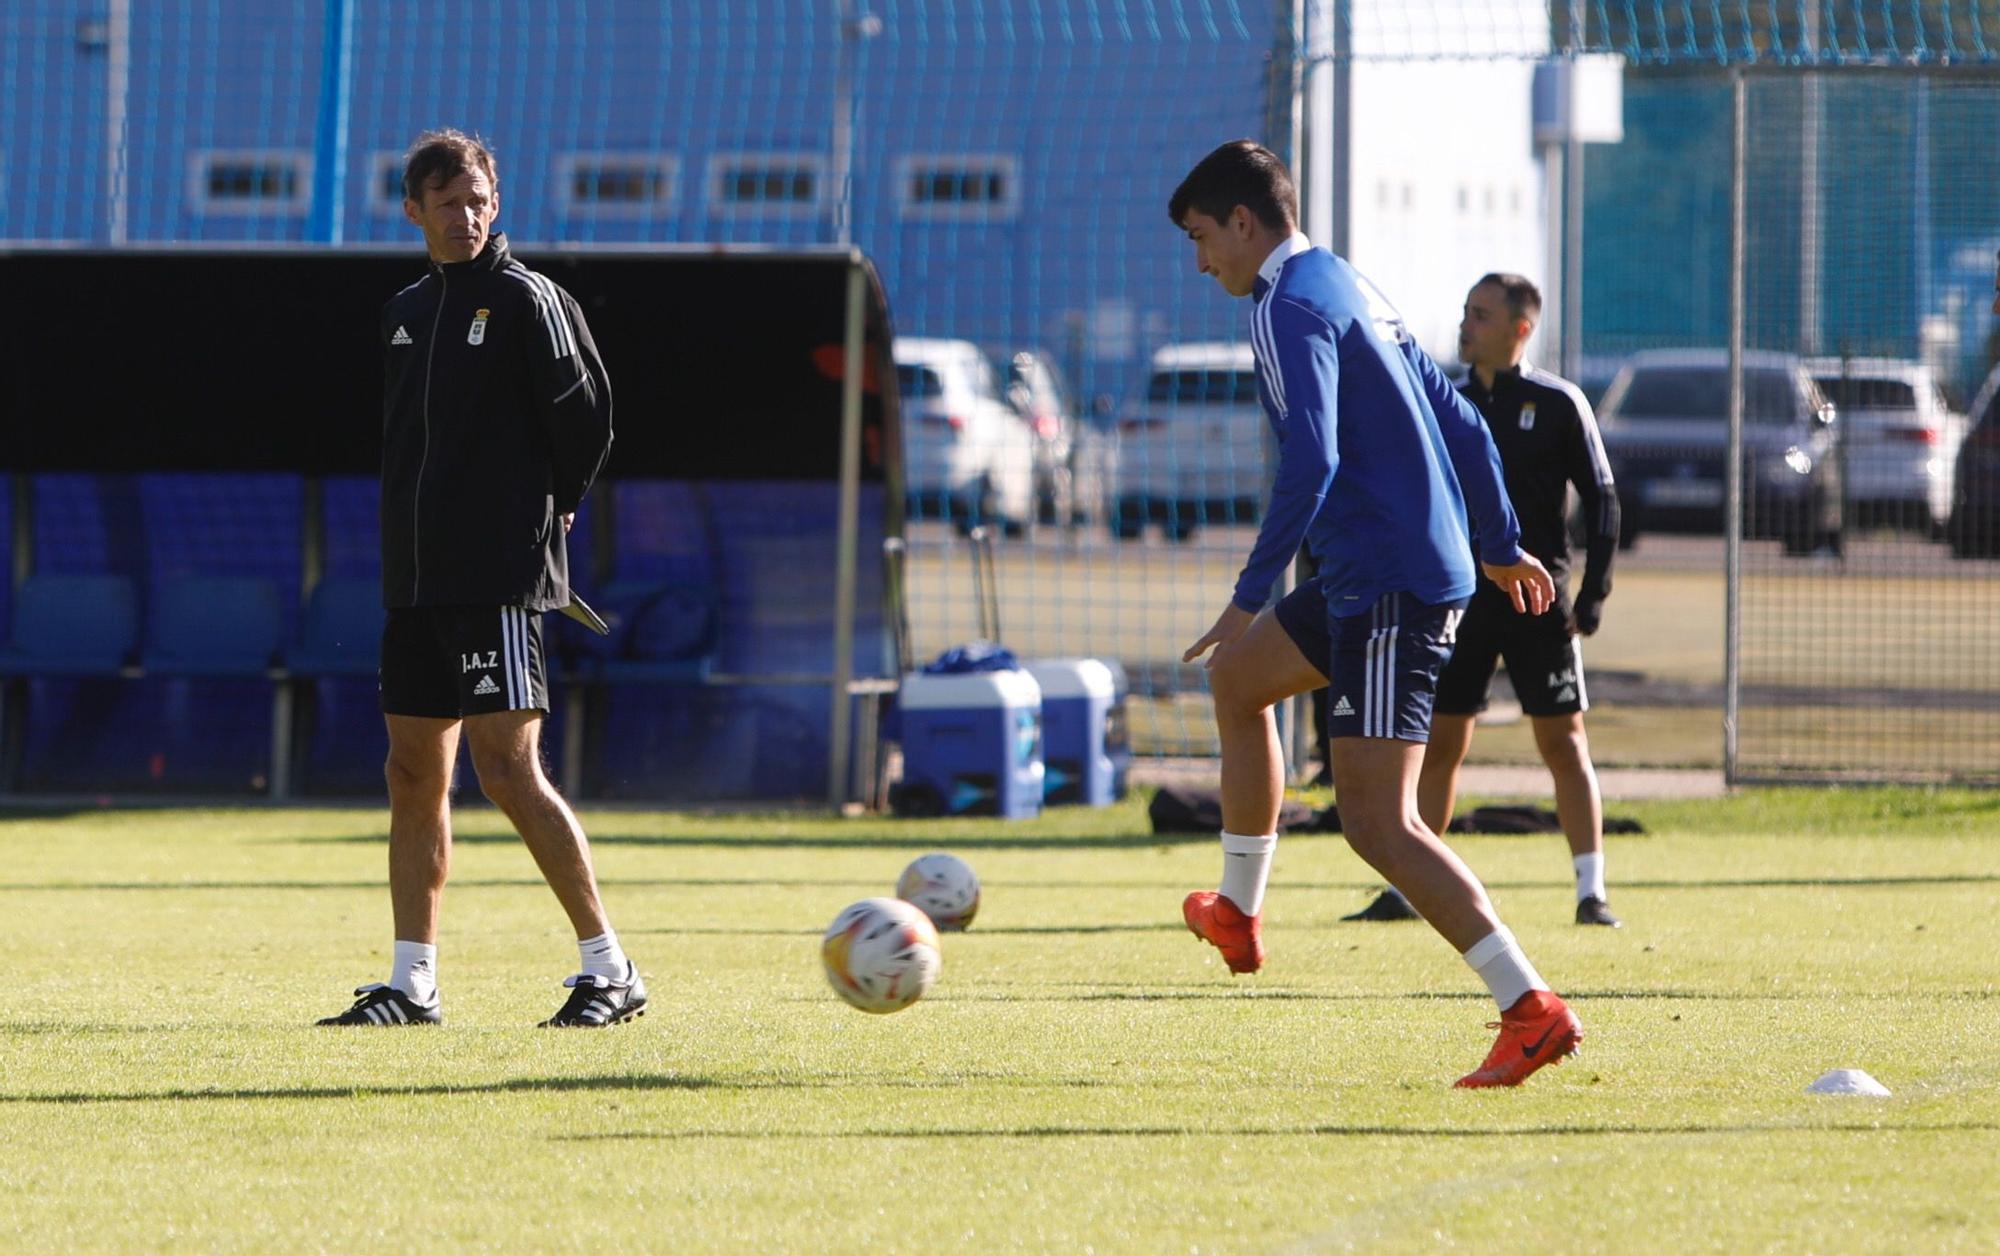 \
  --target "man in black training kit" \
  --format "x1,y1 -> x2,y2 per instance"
320,129 -> 643,1027
1345,274 -> 1624,927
